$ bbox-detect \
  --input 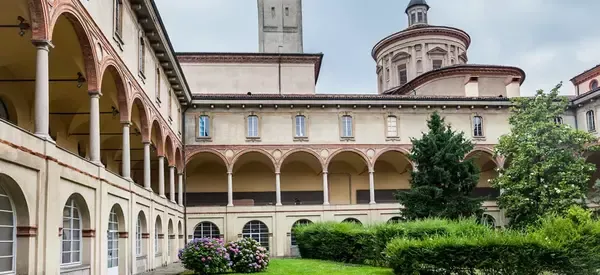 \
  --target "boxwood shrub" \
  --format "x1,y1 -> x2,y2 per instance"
294,218 -> 490,266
